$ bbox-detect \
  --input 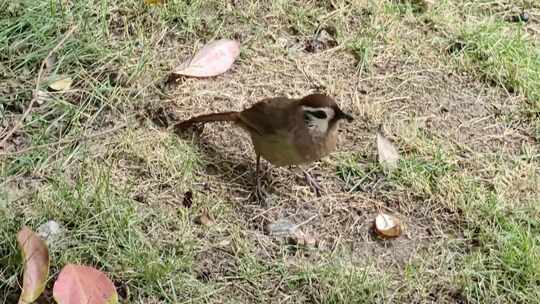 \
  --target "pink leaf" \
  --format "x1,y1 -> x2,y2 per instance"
17,226 -> 50,304
53,264 -> 118,304
173,39 -> 240,77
